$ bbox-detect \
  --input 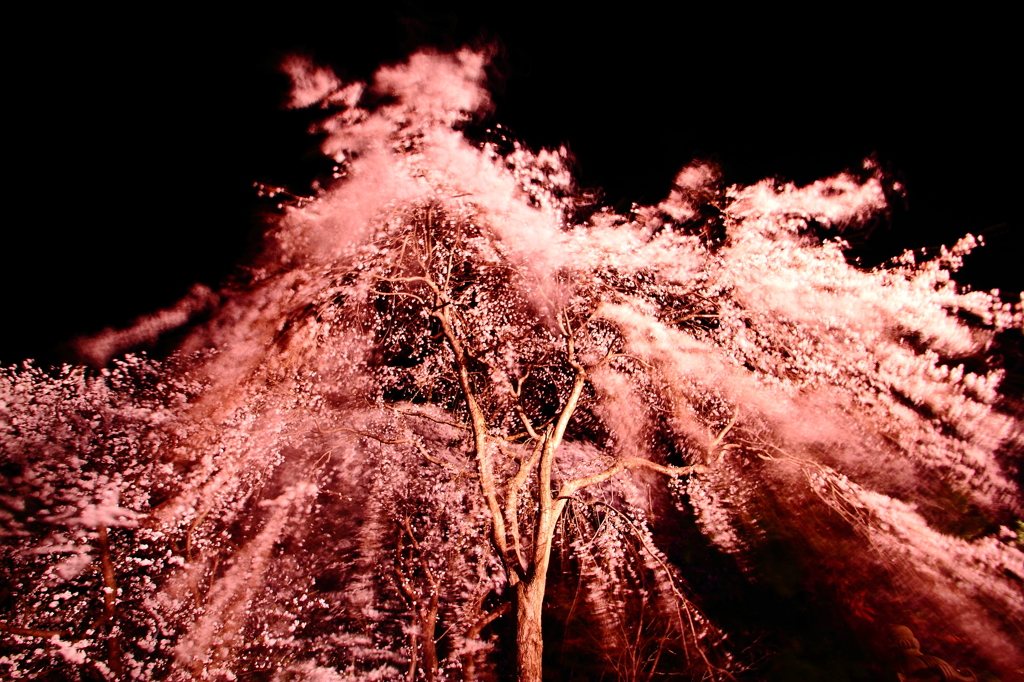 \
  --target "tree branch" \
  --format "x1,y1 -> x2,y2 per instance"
96,524 -> 123,679
429,285 -> 515,584
501,437 -> 544,578
709,408 -> 738,463
509,374 -> 541,441
389,407 -> 471,431
371,289 -> 427,305
558,458 -> 706,501
0,623 -> 69,639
